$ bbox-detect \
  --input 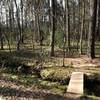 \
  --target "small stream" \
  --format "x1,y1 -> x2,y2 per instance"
84,74 -> 100,97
